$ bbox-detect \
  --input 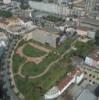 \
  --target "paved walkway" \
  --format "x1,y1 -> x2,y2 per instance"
17,61 -> 28,78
